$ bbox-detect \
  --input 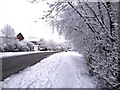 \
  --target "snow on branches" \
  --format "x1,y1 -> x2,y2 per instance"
42,1 -> 119,89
